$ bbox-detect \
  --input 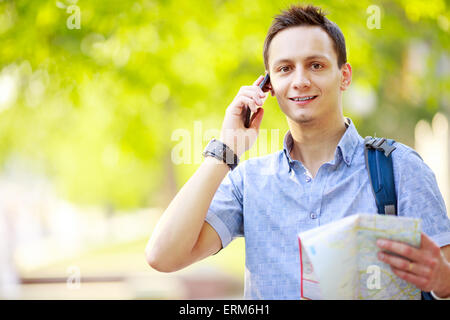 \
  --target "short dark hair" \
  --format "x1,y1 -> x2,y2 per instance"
263,4 -> 347,70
